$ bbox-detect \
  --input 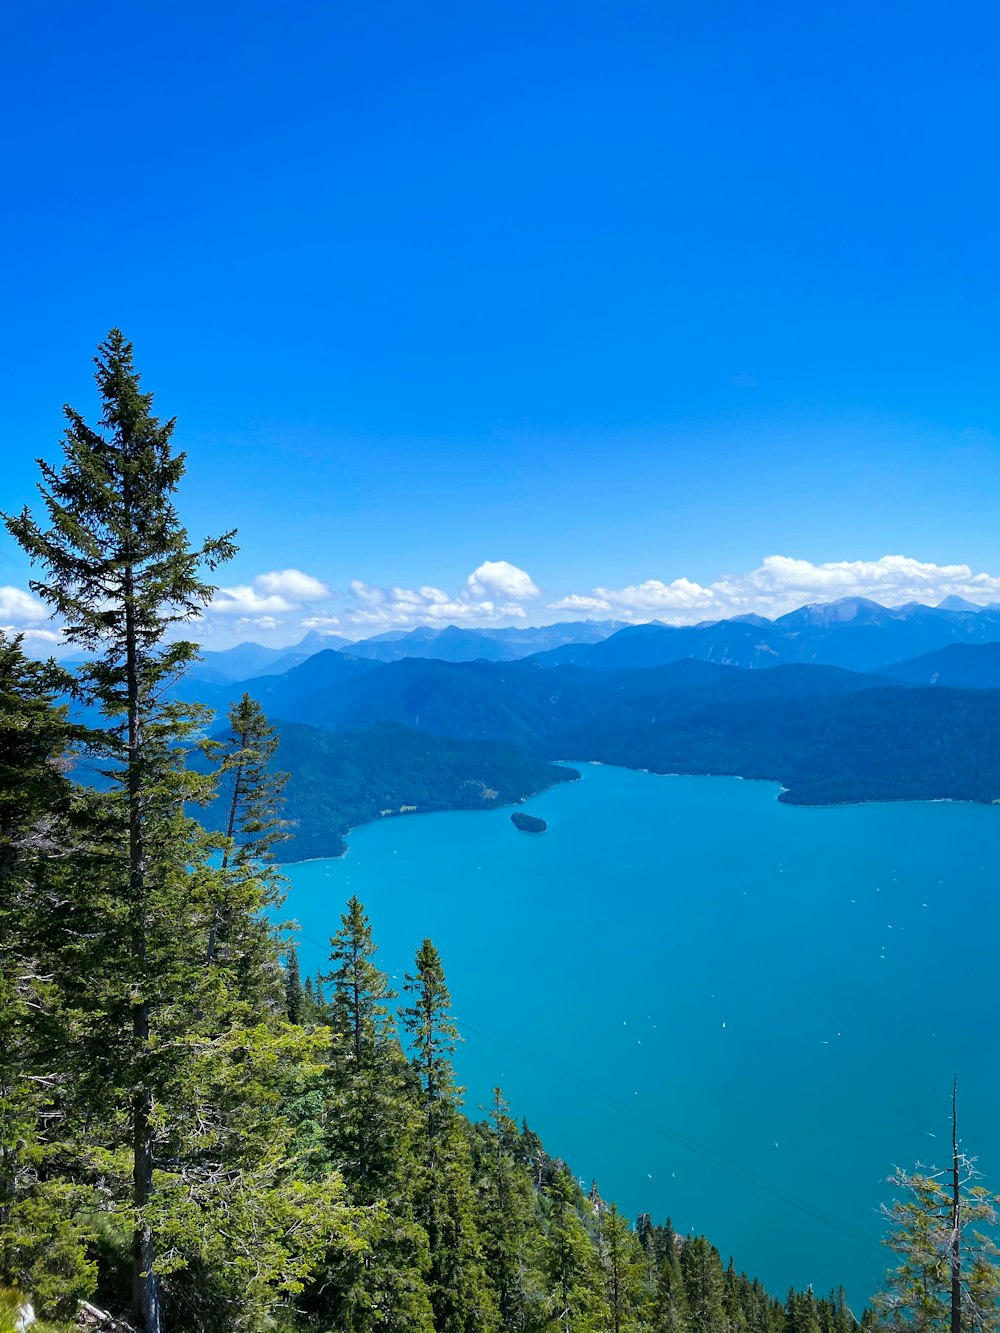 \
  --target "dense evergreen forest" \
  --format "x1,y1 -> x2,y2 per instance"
5,333 -> 998,1333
